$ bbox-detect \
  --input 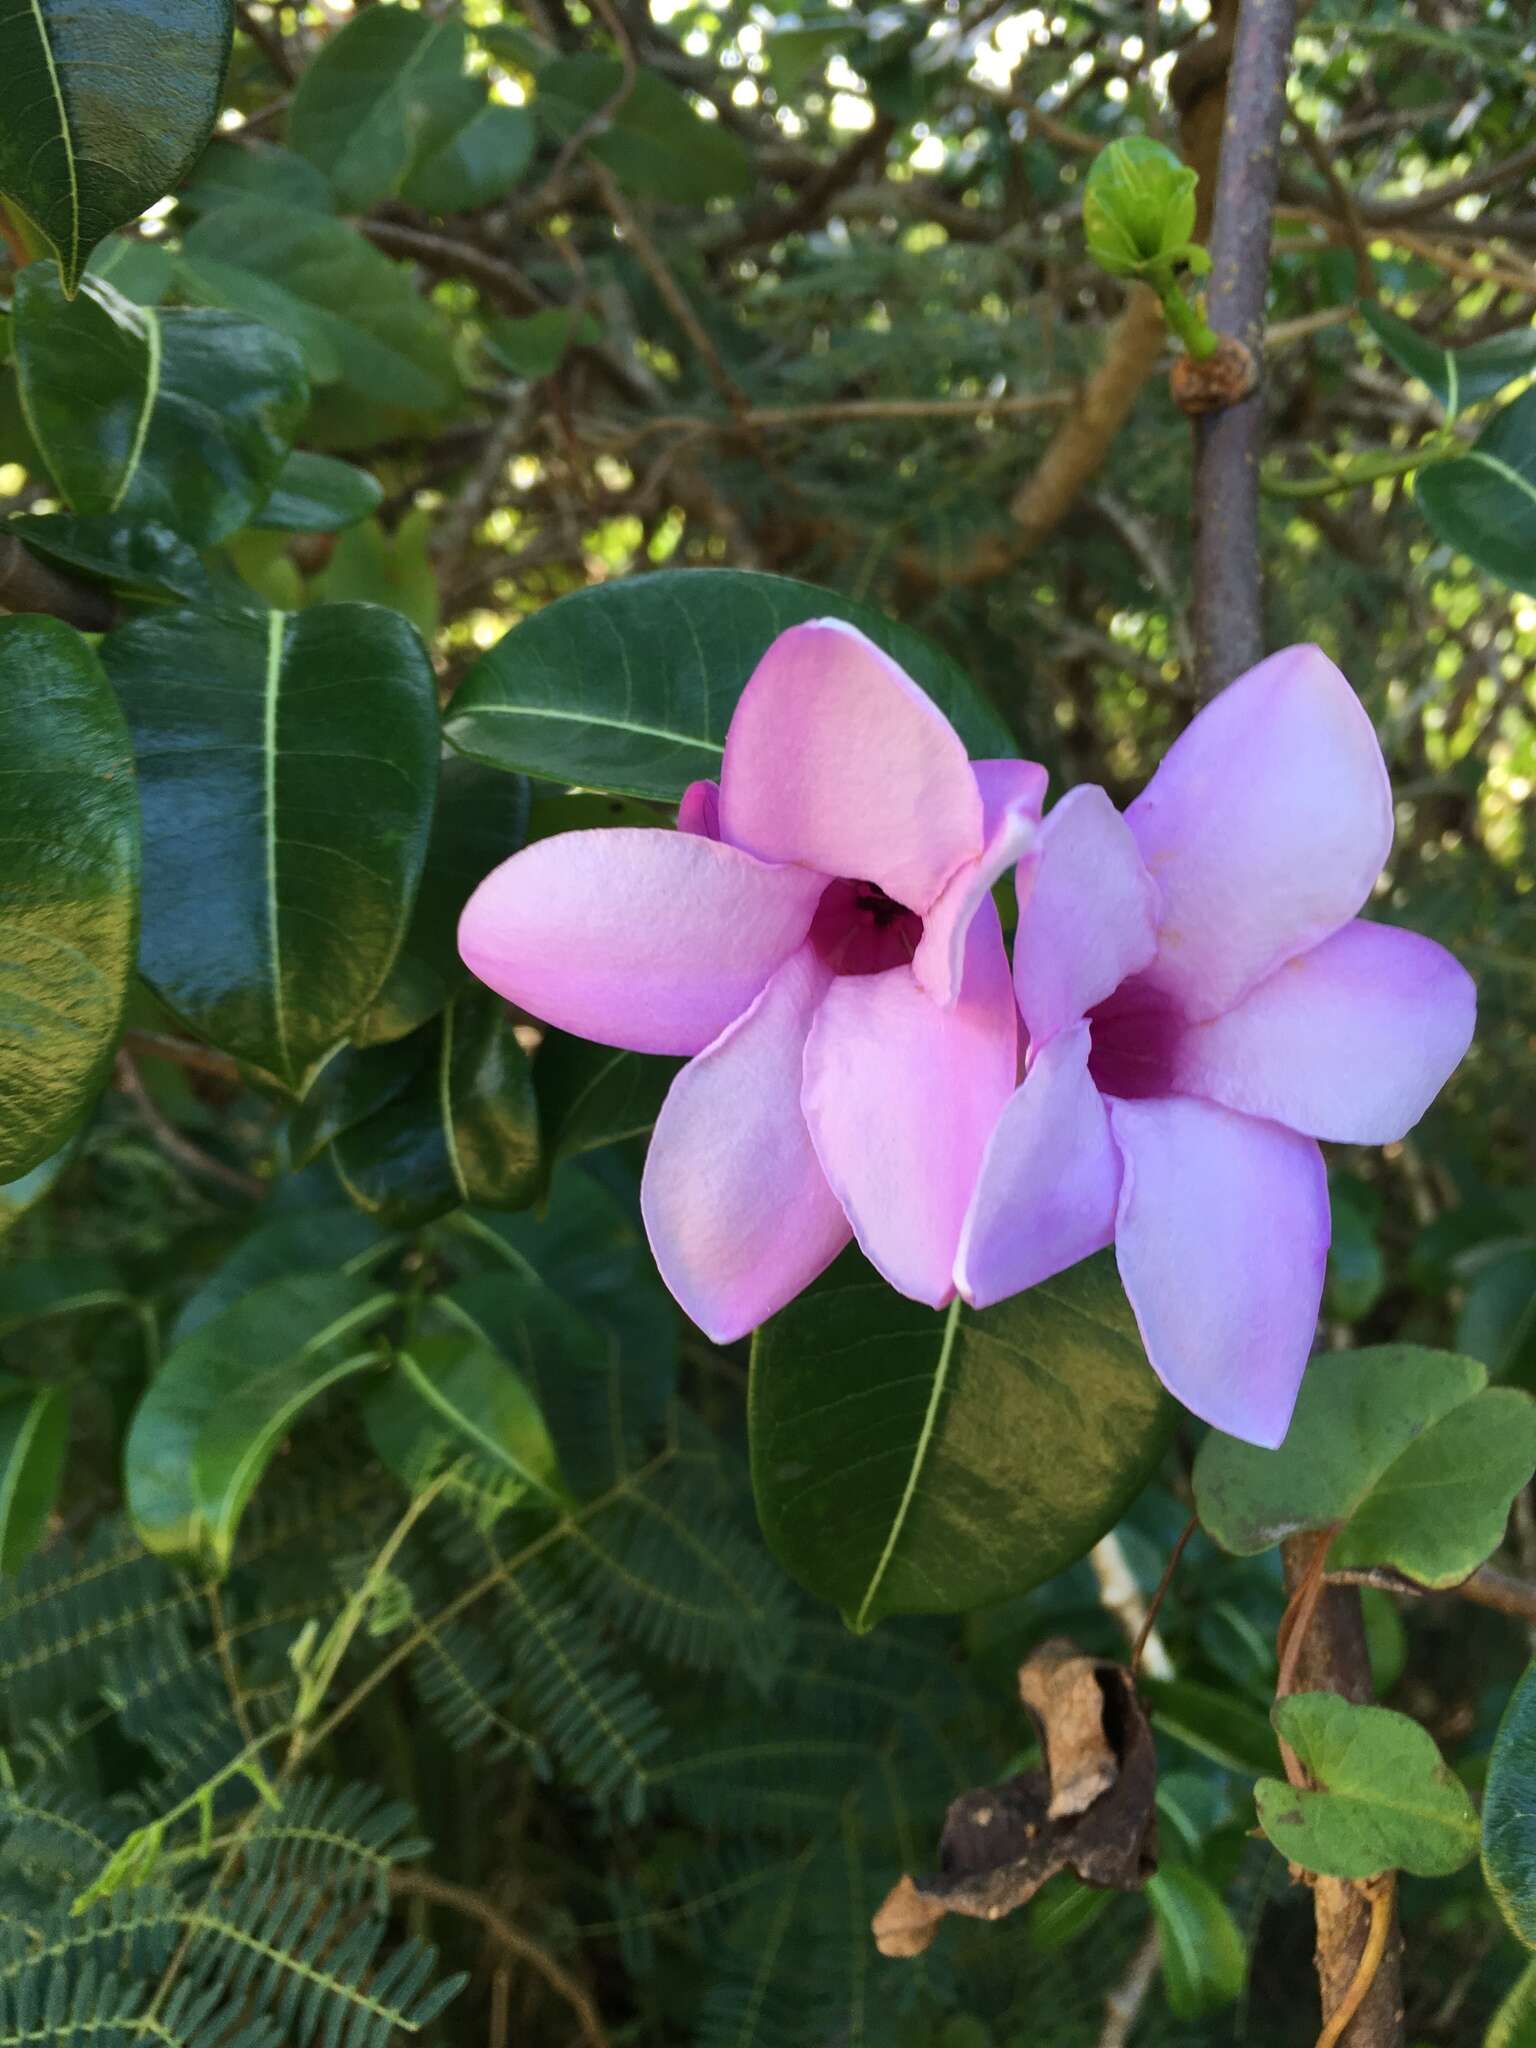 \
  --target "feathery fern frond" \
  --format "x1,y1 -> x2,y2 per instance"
243,1780 -> 430,1909
407,1615 -> 539,1760
0,1890 -> 183,1988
